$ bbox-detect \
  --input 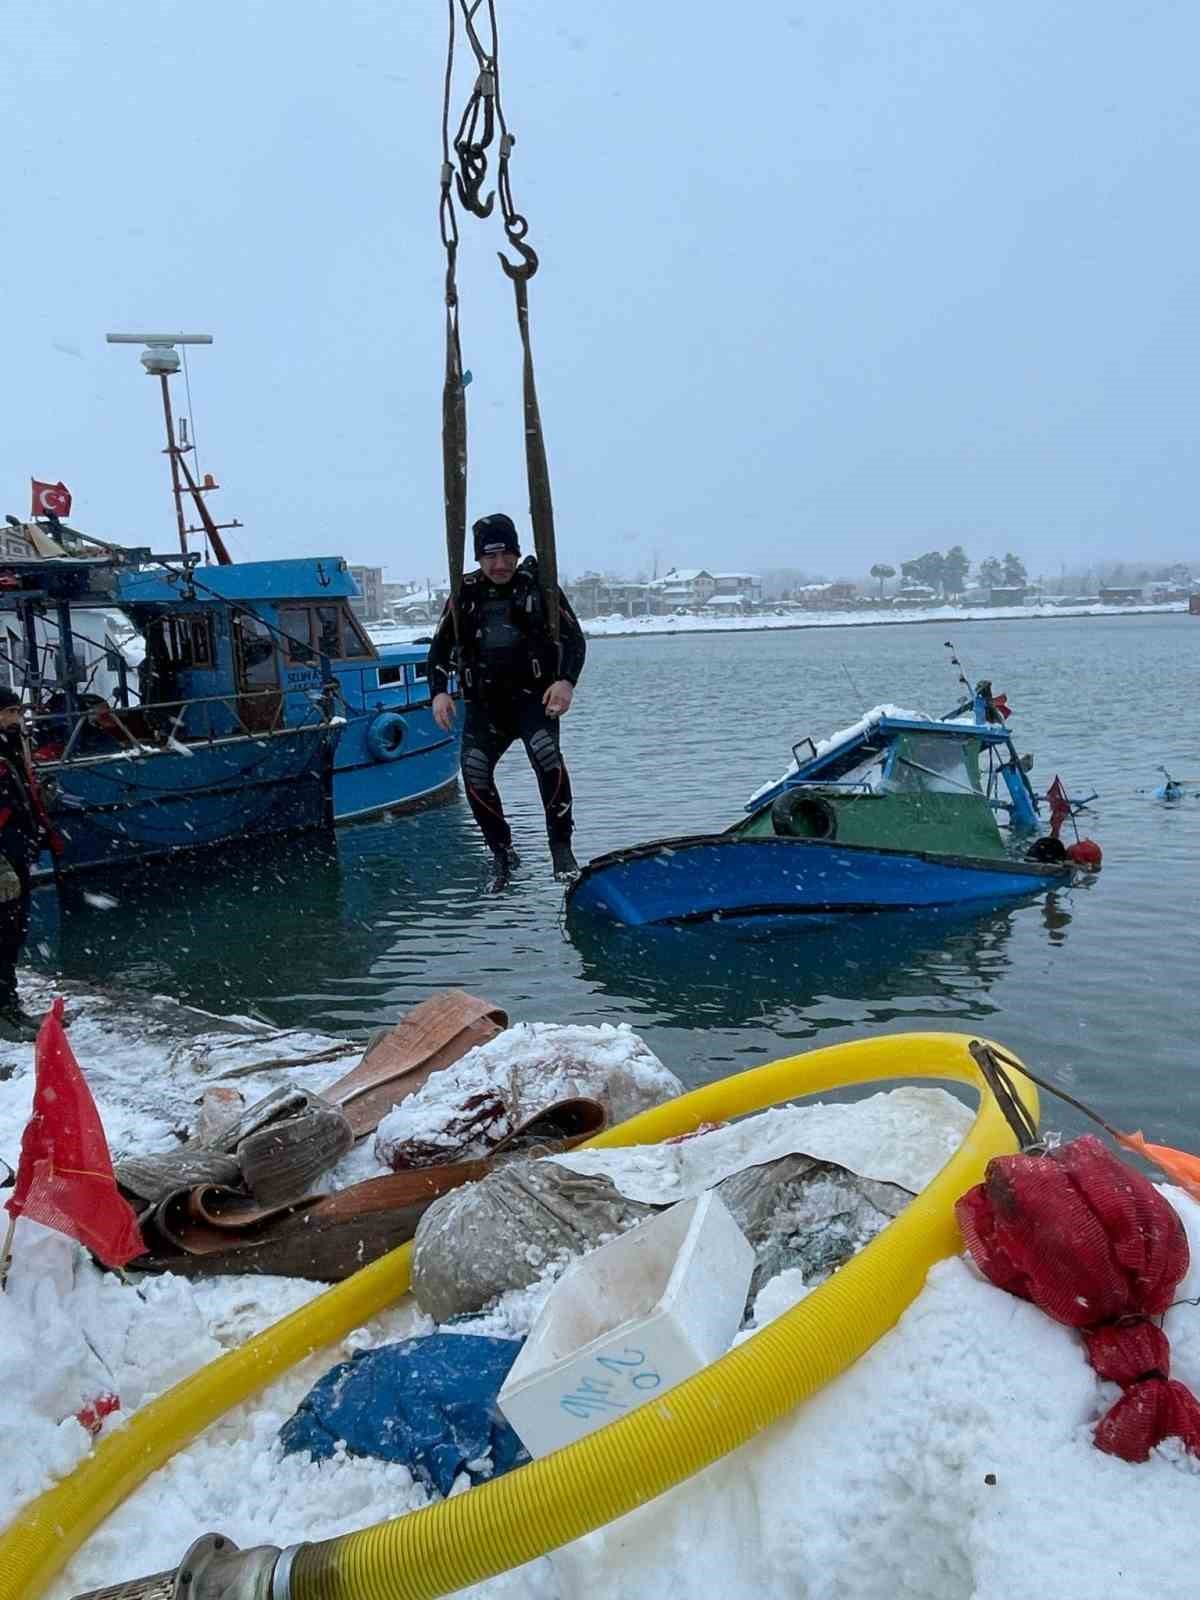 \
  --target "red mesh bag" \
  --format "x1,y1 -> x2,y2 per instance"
956,1133 -> 1200,1462
1094,1379 -> 1200,1461
1083,1320 -> 1169,1384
